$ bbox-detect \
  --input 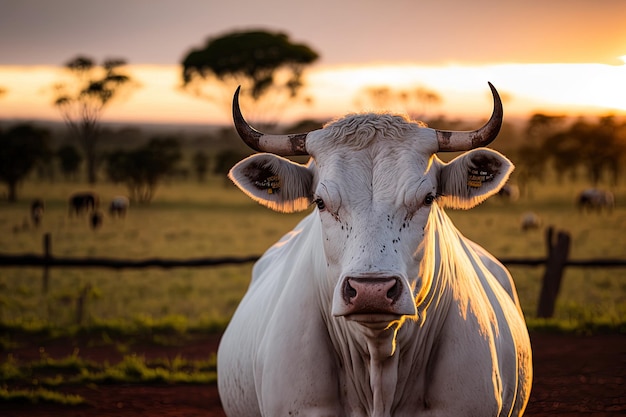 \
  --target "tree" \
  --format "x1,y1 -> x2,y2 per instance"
558,117 -> 626,185
401,87 -> 442,120
213,149 -> 249,185
105,137 -> 182,203
0,124 -> 51,201
515,143 -> 549,198
514,113 -> 565,197
104,150 -> 127,184
192,150 -> 209,182
543,132 -> 580,182
34,144 -> 55,182
354,85 -> 442,120
53,55 -> 136,184
356,86 -> 395,110
525,113 -> 566,145
181,29 -> 319,125
57,144 -> 83,180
